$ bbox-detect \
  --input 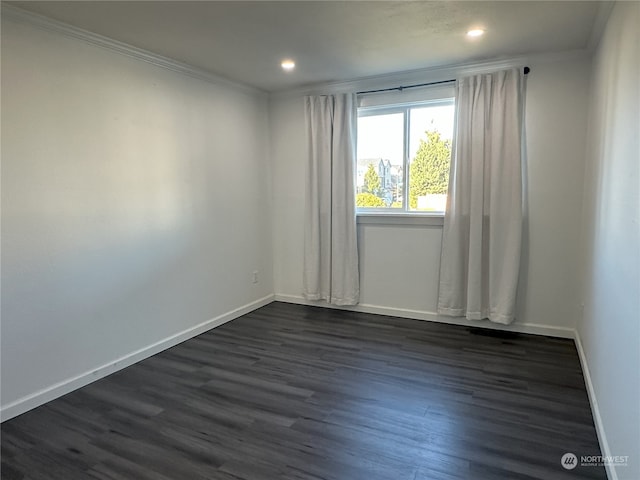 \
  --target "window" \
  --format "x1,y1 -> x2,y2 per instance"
356,98 -> 455,214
